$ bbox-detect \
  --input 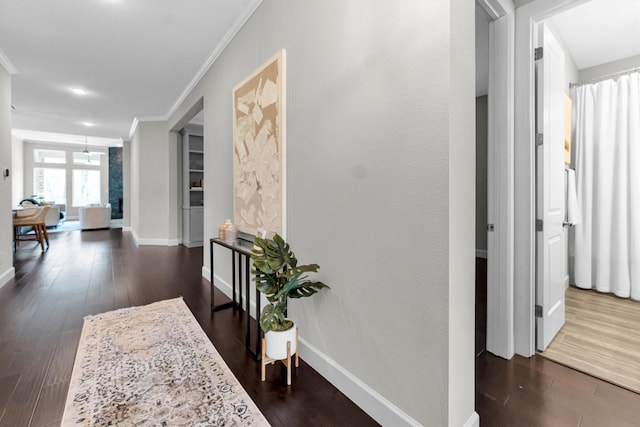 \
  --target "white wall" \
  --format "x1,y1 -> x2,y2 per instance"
0,64 -> 13,288
168,1 -> 476,425
11,135 -> 23,207
449,1 -> 477,426
129,130 -> 140,234
128,120 -> 178,245
122,139 -> 131,229
579,54 -> 640,83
